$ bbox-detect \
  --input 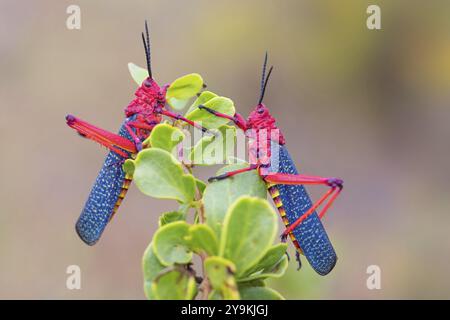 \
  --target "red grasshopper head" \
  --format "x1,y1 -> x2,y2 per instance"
125,77 -> 165,119
246,53 -> 285,145
124,21 -> 166,135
